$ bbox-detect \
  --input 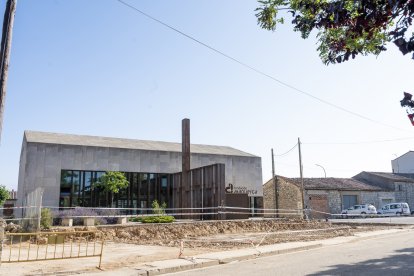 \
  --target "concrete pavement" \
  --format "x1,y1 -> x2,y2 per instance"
82,228 -> 412,276
330,216 -> 414,225
169,228 -> 414,276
